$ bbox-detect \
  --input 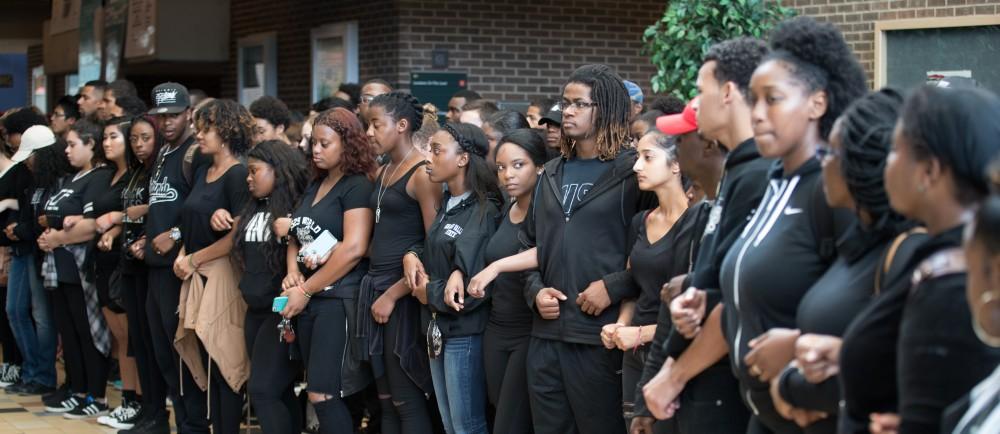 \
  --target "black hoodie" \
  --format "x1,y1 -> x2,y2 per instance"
521,149 -> 652,346
420,192 -> 501,338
